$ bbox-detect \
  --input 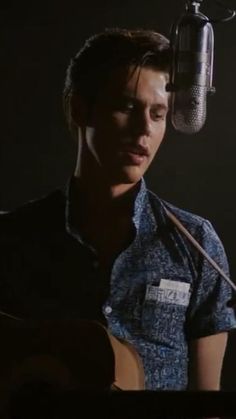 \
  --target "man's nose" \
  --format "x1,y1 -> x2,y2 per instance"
132,110 -> 152,137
